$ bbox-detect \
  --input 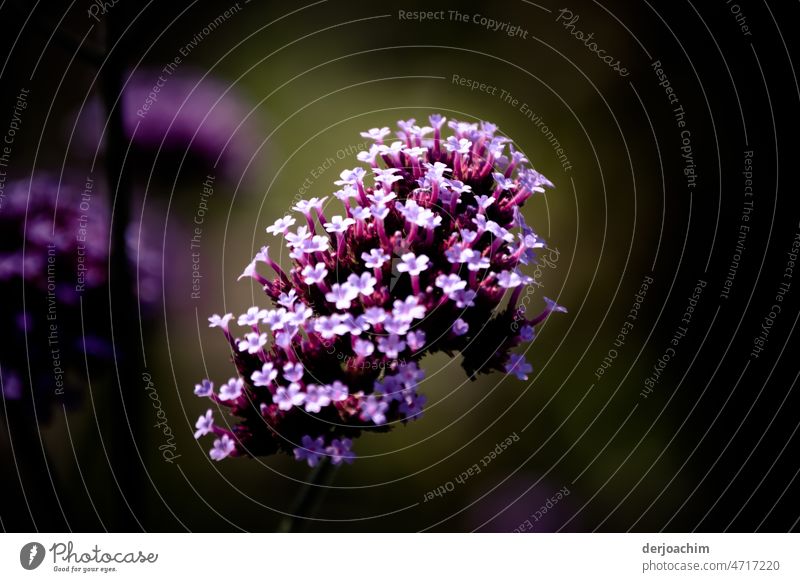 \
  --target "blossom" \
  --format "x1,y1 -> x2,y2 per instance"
362,248 -> 390,268
360,127 -> 391,141
251,363 -> 278,386
326,438 -> 356,465
266,215 -> 296,236
193,114 -> 564,465
328,381 -> 349,401
210,435 -> 237,461
283,362 -> 304,383
377,335 -> 406,359
396,253 -> 430,276
323,215 -> 355,233
304,384 -> 332,413
273,383 -> 305,411
208,313 -> 234,329
194,410 -> 215,439
302,262 -> 329,285
359,395 -> 389,425
194,379 -> 214,397
326,283 -> 359,309
238,306 -> 267,327
294,435 -> 326,467
347,272 -> 377,296
238,332 -> 267,354
219,377 -> 244,401
505,354 -> 533,381
436,274 -> 467,296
